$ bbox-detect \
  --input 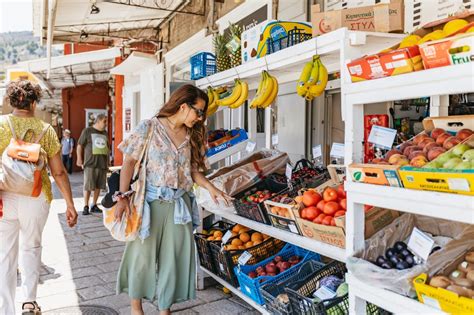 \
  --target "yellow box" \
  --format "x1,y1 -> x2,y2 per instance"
414,273 -> 474,313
